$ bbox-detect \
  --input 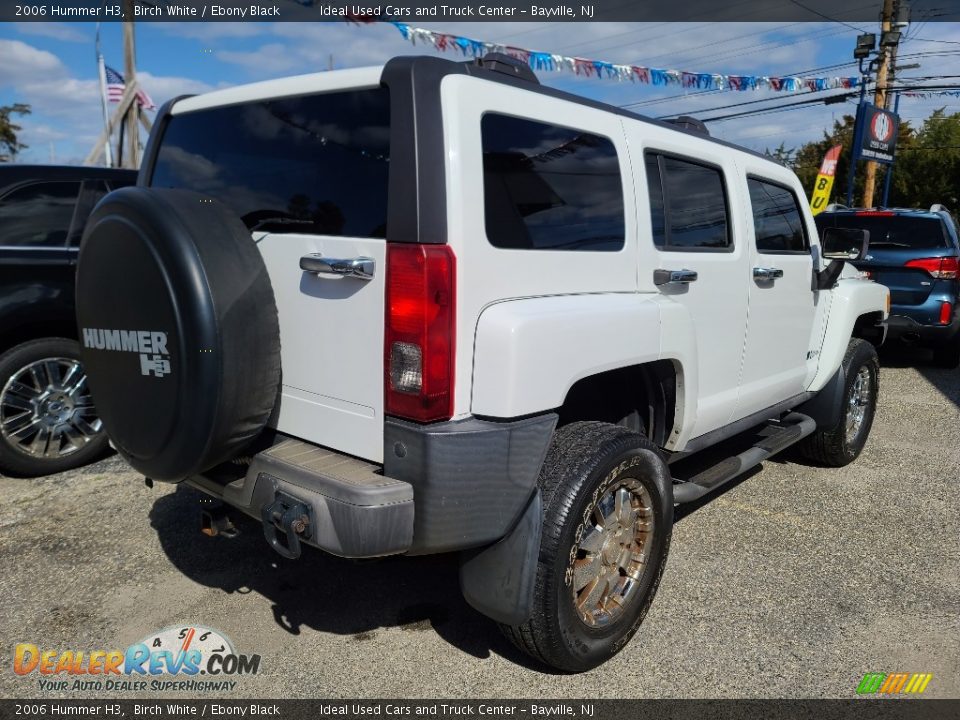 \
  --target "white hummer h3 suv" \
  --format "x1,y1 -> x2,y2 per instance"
76,54 -> 889,672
